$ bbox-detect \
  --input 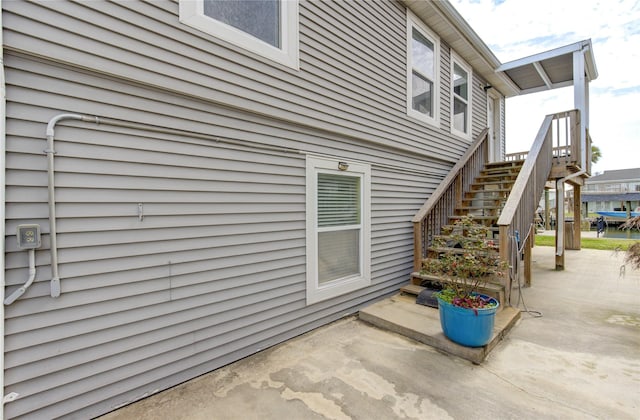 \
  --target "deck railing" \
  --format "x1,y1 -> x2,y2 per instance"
411,129 -> 489,271
505,110 -> 585,172
497,110 -> 581,301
